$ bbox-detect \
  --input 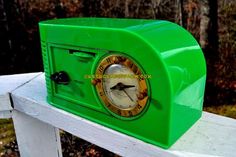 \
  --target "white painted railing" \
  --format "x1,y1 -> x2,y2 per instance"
0,73 -> 235,157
